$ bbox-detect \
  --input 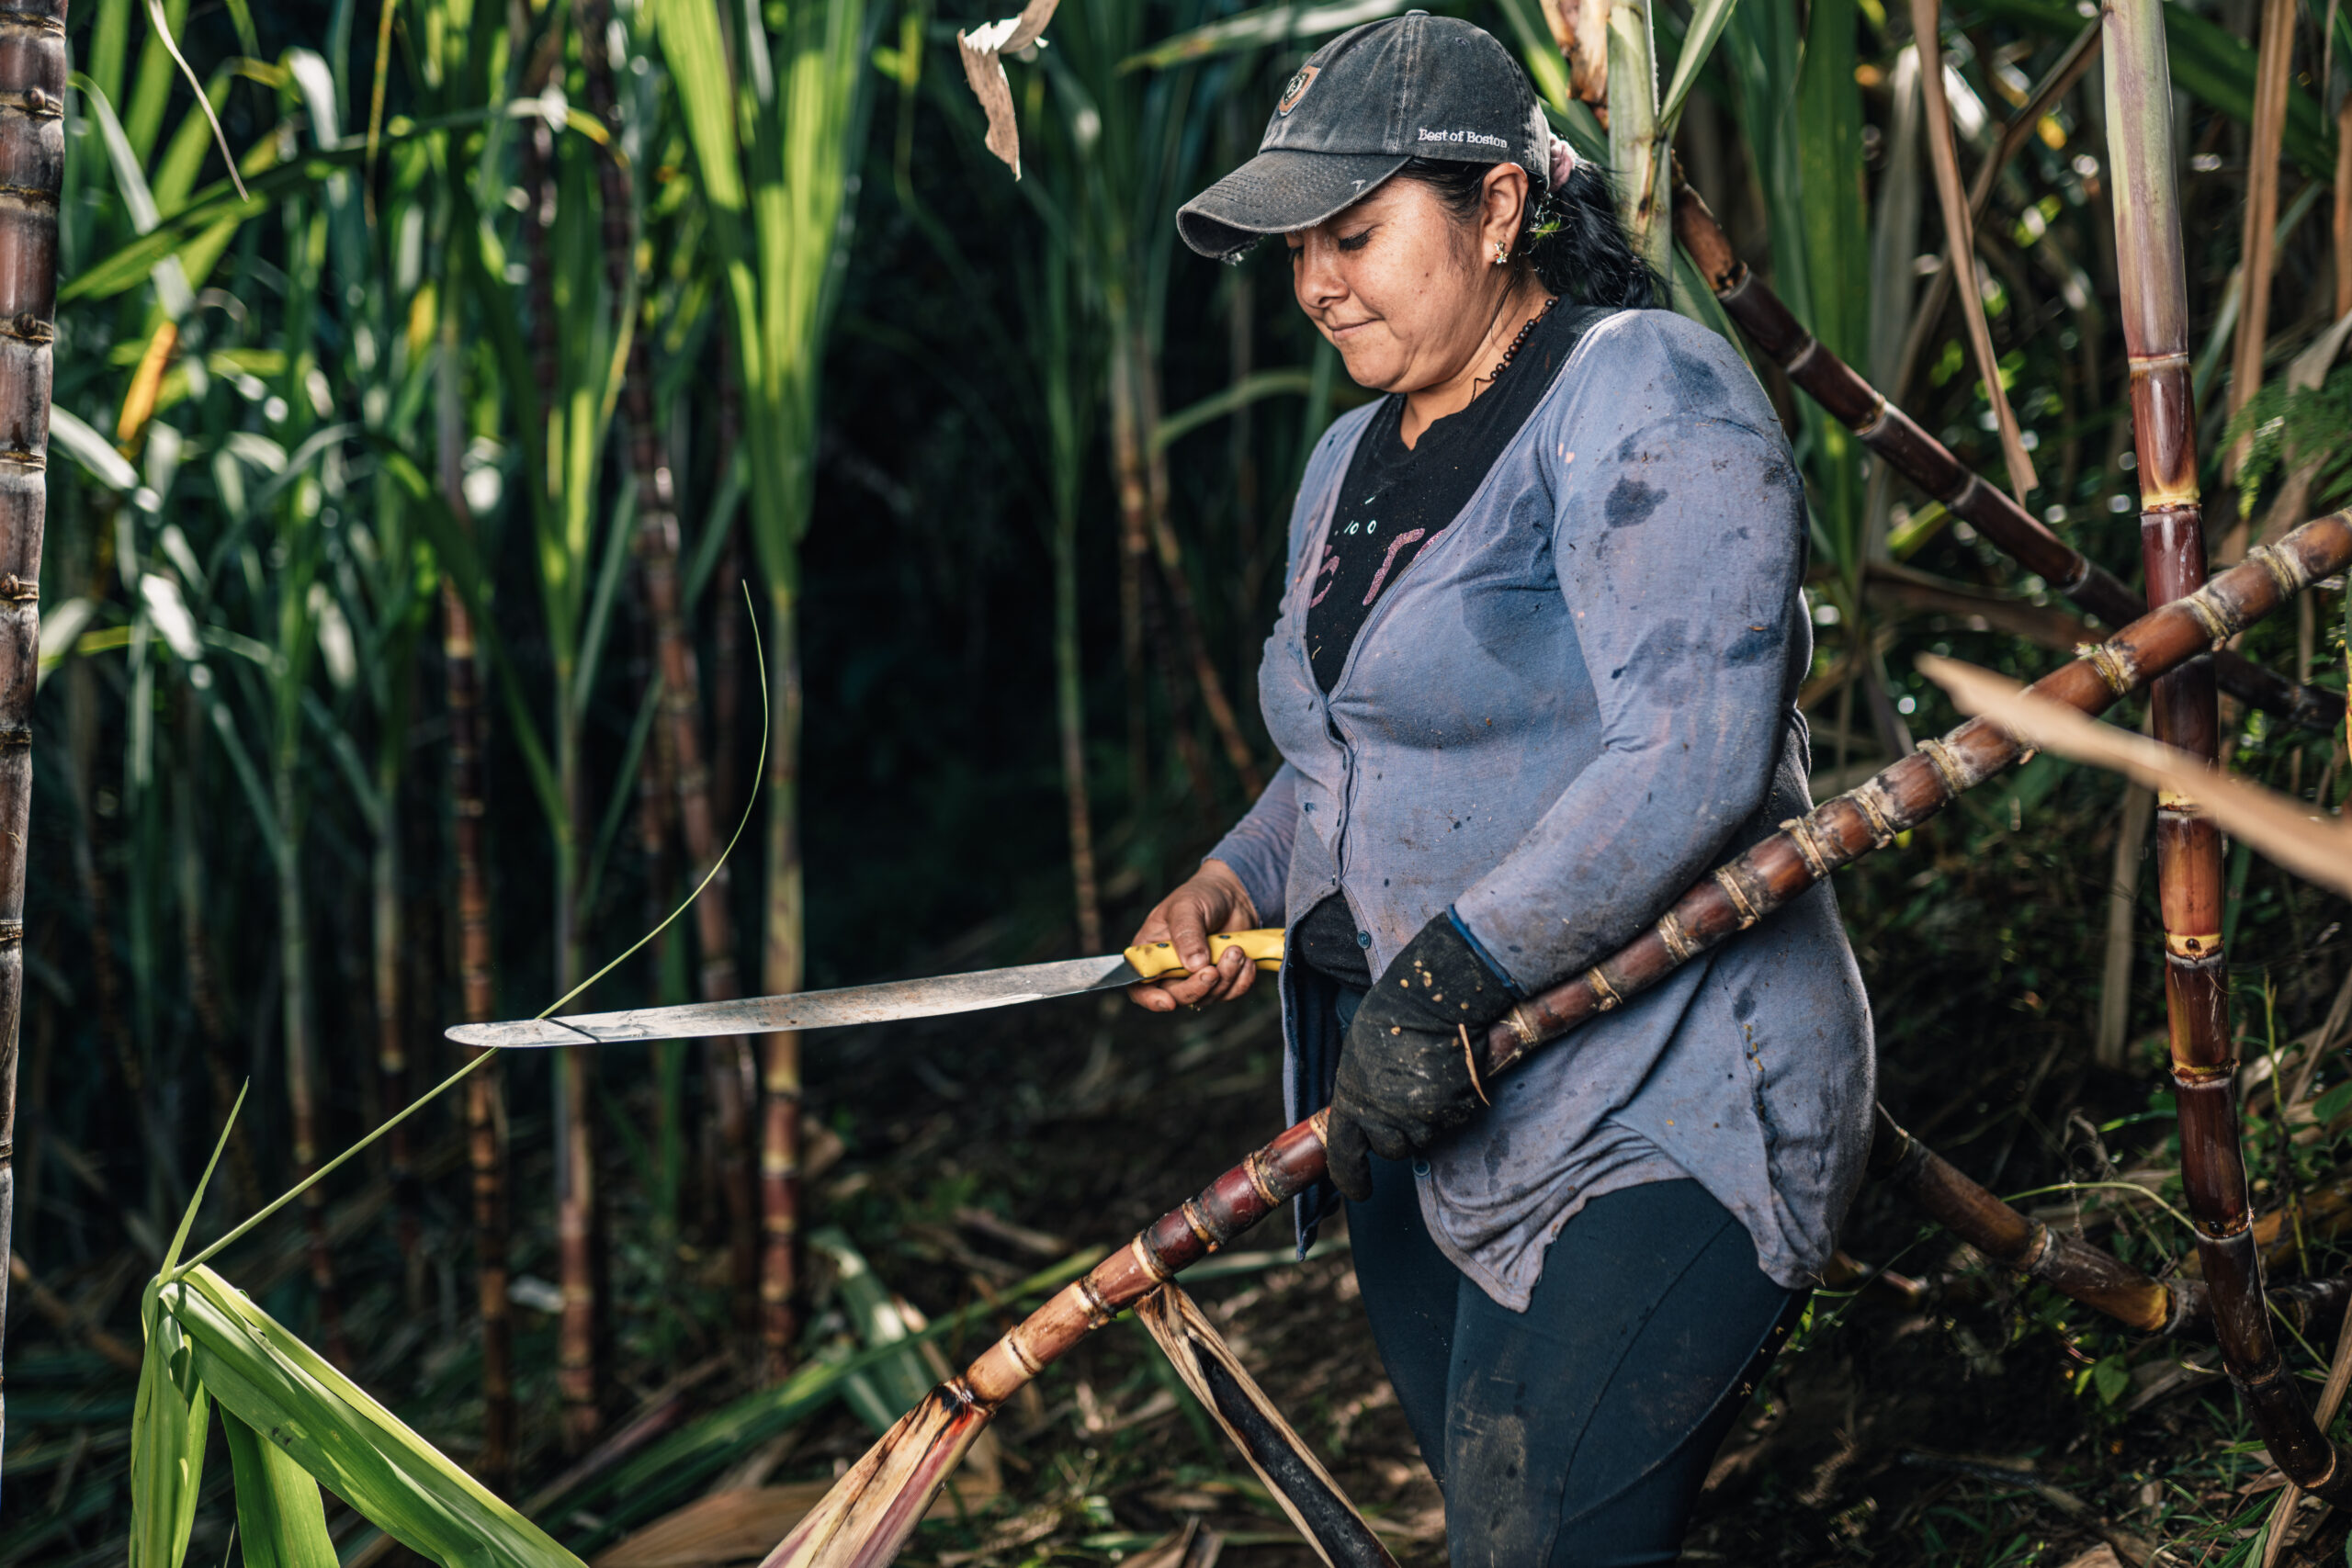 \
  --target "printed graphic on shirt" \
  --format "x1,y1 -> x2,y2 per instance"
1300,302 -> 1606,694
